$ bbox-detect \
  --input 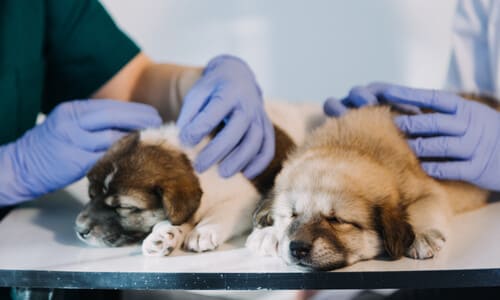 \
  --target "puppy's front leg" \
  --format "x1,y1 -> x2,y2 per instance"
183,204 -> 253,252
406,189 -> 451,259
142,221 -> 193,256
